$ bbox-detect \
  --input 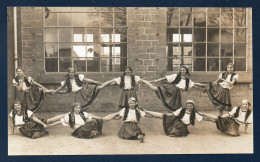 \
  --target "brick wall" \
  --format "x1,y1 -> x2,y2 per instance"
11,7 -> 253,112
